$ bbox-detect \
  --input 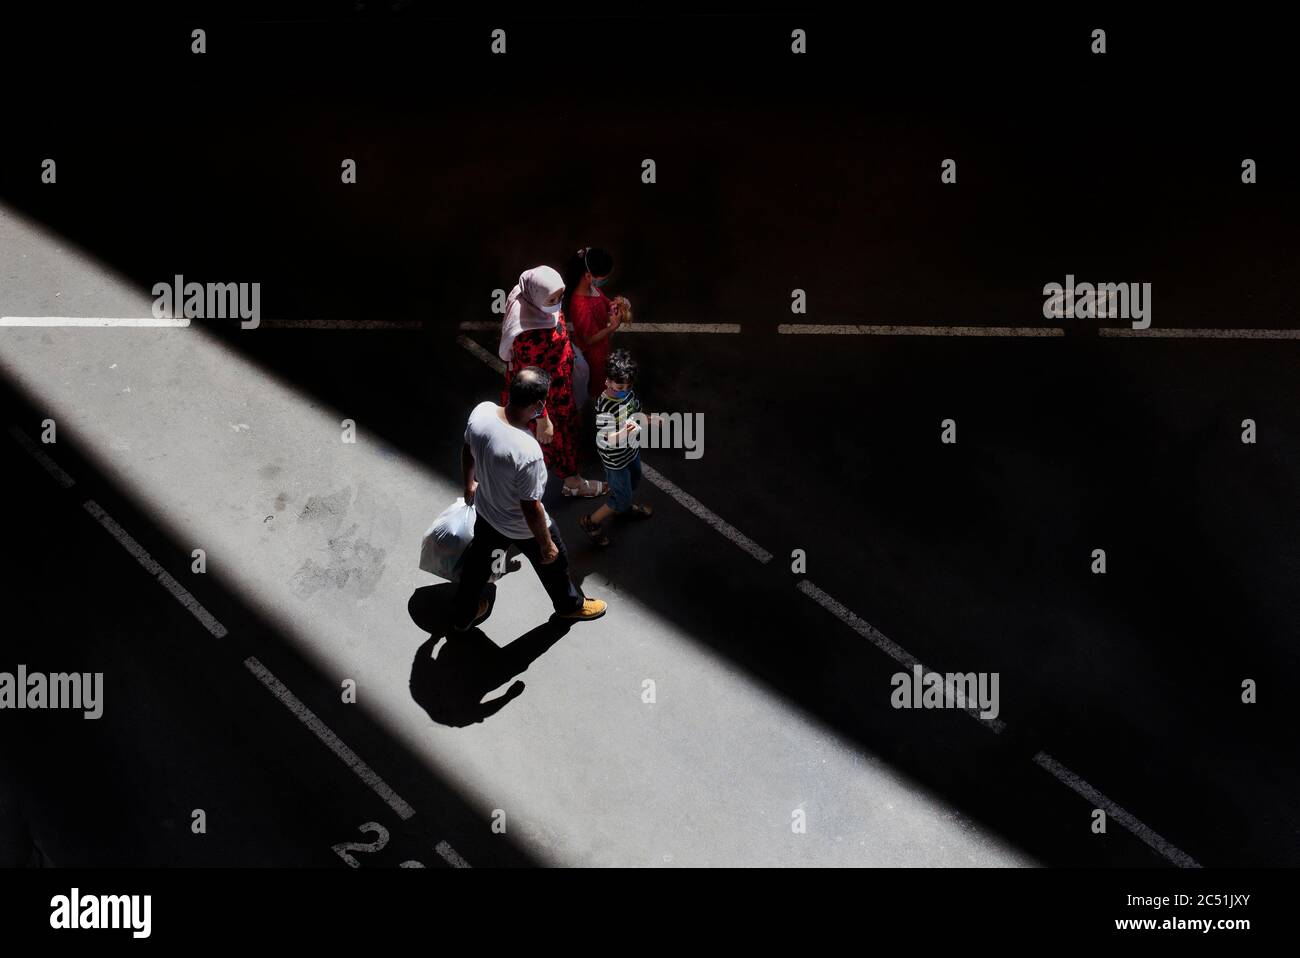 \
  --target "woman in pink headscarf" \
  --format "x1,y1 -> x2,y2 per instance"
498,266 -> 608,497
